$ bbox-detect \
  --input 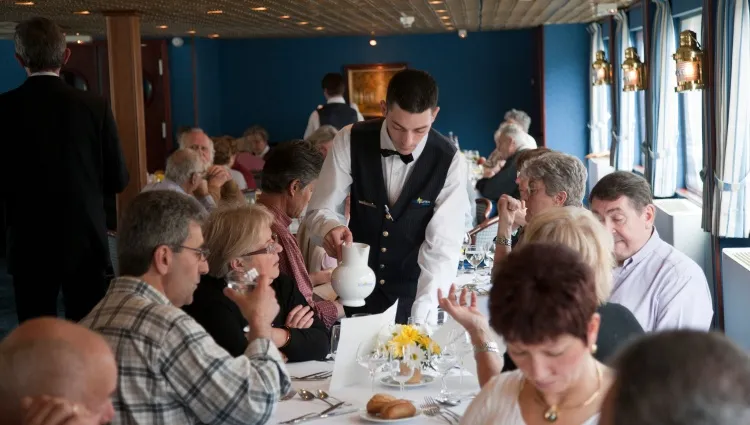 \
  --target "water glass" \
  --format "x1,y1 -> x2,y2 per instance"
483,242 -> 496,276
357,341 -> 388,392
431,345 -> 459,402
225,268 -> 259,293
388,358 -> 415,394
465,245 -> 486,283
329,325 -> 341,360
